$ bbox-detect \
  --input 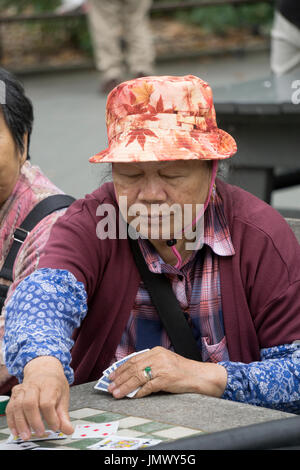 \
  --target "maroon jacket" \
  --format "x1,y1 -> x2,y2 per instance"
39,179 -> 300,385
